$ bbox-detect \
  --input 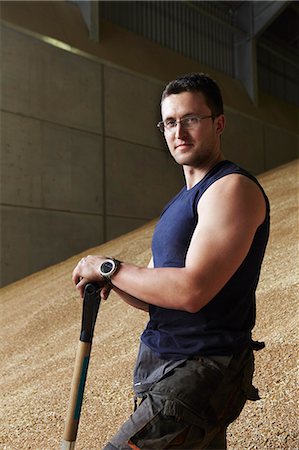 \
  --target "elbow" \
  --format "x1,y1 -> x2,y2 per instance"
178,271 -> 210,313
182,288 -> 210,314
182,293 -> 202,314
184,302 -> 201,314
